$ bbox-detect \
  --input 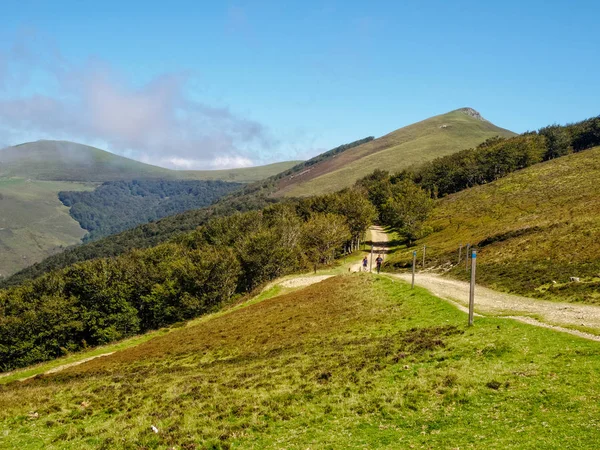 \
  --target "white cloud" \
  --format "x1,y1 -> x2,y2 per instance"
0,34 -> 274,170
